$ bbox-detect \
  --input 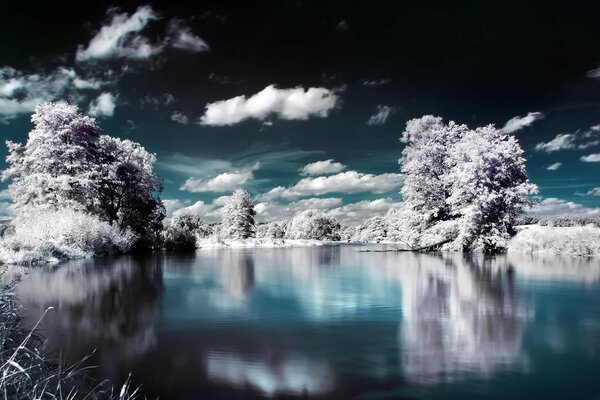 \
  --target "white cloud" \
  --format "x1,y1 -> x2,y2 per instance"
258,171 -> 404,200
300,159 -> 346,176
255,197 -> 402,223
587,67 -> 600,79
167,19 -> 209,52
0,66 -> 109,120
76,6 -> 161,61
164,198 -> 223,221
580,187 -> 600,196
199,85 -> 339,126
500,111 -> 544,133
528,197 -> 600,216
173,200 -> 216,218
535,133 -> 575,153
88,92 -> 116,117
362,79 -> 391,86
325,198 -> 403,223
171,111 -> 189,125
163,199 -> 185,217
546,162 -> 562,171
290,171 -> 403,197
535,126 -> 600,153
366,105 -> 397,126
580,153 -> 600,162
181,163 -> 260,192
